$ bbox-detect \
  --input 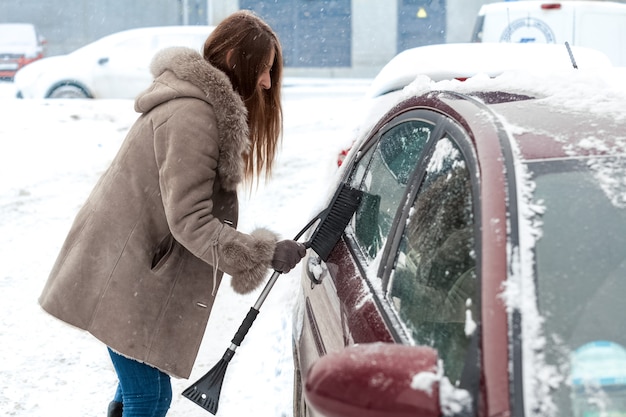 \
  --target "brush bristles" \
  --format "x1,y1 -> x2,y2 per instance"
309,184 -> 362,261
